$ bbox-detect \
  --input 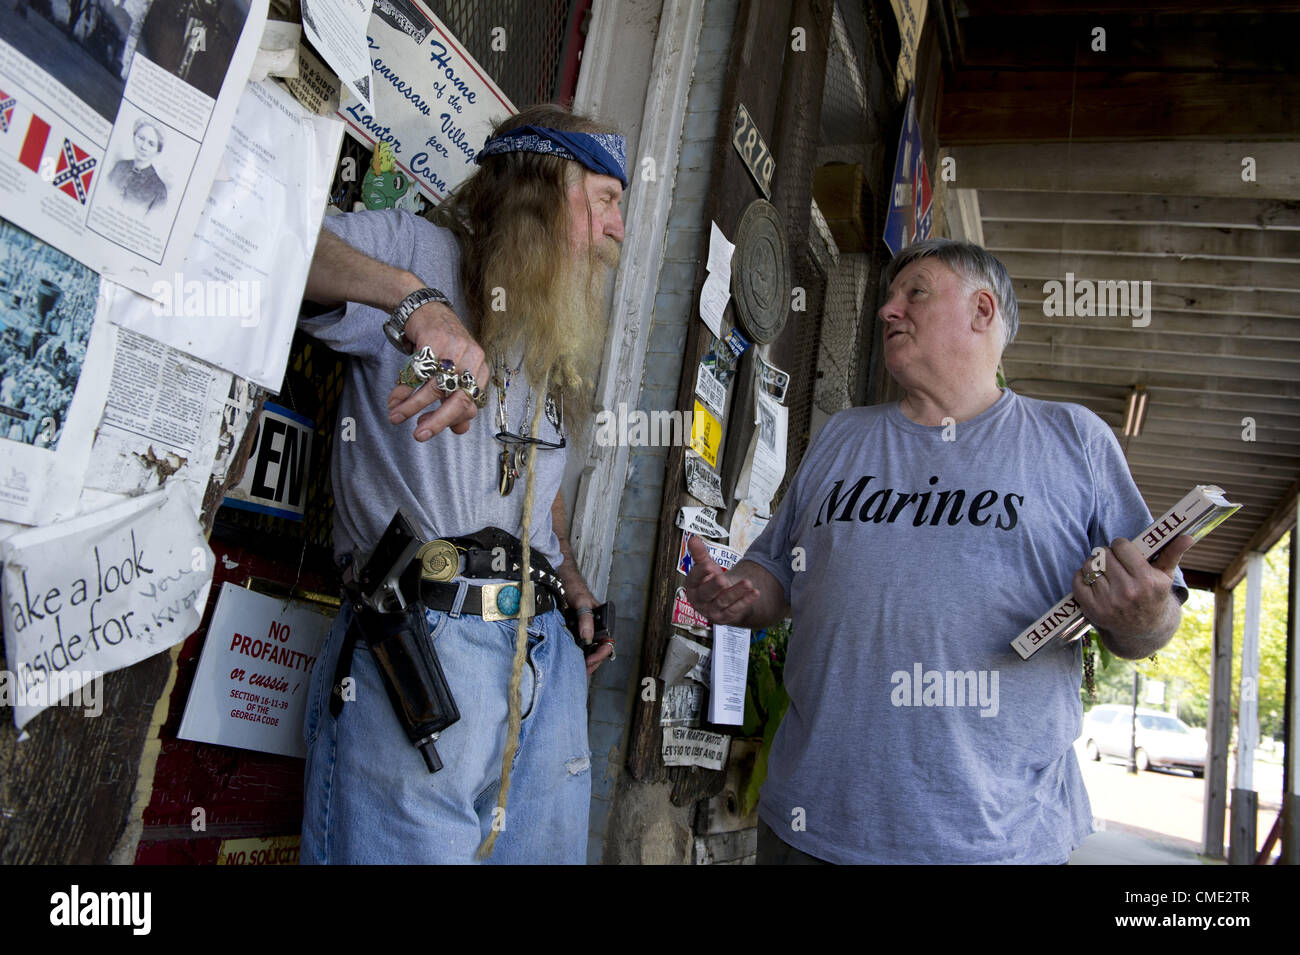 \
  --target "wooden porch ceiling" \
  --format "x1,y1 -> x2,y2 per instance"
935,1 -> 1300,587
